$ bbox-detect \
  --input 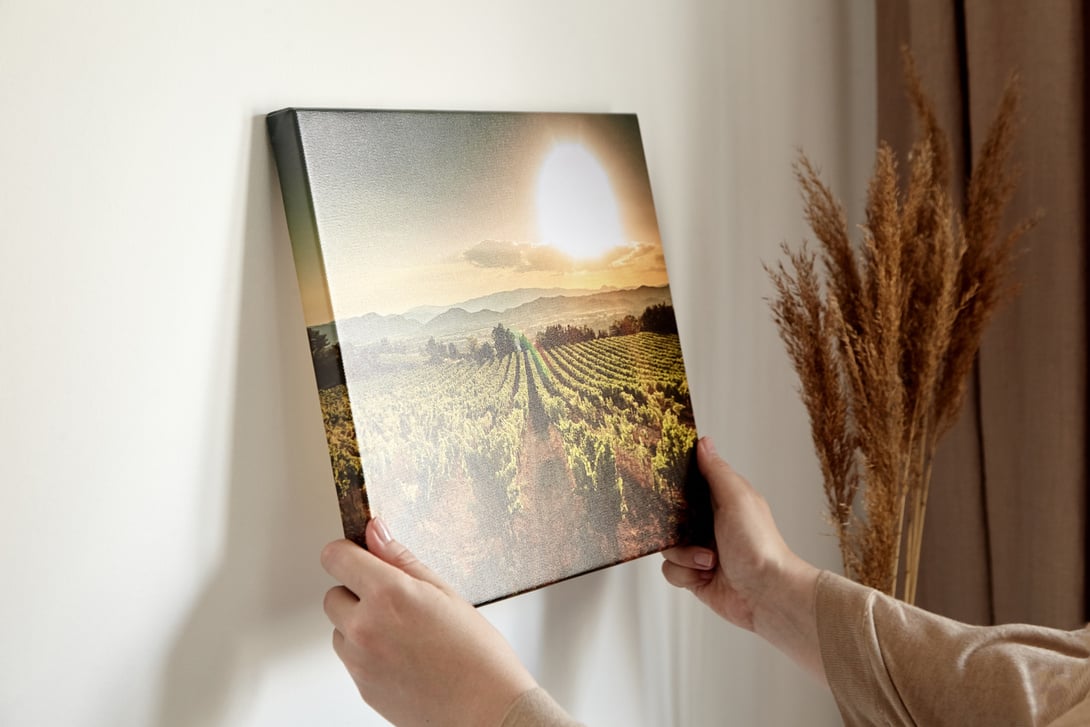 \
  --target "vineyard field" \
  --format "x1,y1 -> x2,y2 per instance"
321,331 -> 698,604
